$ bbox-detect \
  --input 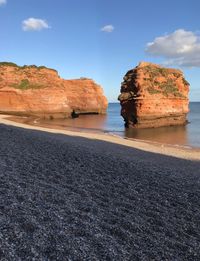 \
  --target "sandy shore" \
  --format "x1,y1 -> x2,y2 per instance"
0,114 -> 200,161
